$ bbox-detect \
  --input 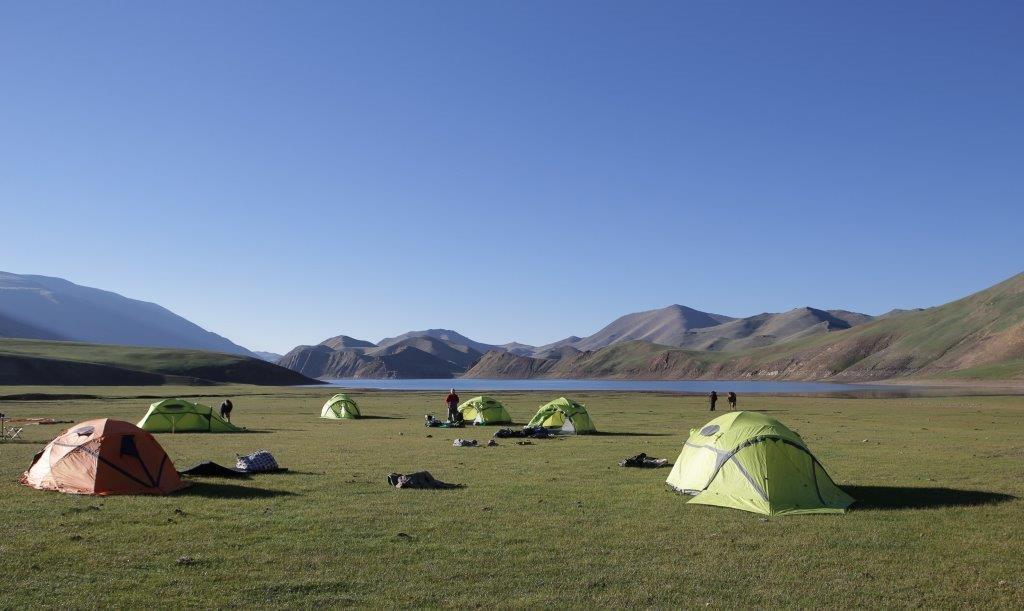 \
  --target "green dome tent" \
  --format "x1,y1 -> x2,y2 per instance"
137,399 -> 243,433
458,396 -> 511,425
321,393 -> 360,419
666,411 -> 854,516
527,397 -> 595,434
